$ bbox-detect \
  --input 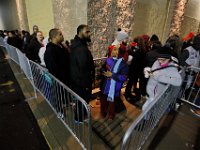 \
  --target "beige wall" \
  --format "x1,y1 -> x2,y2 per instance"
0,0 -> 20,30
180,0 -> 200,37
51,0 -> 87,41
133,0 -> 170,41
25,0 -> 55,37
